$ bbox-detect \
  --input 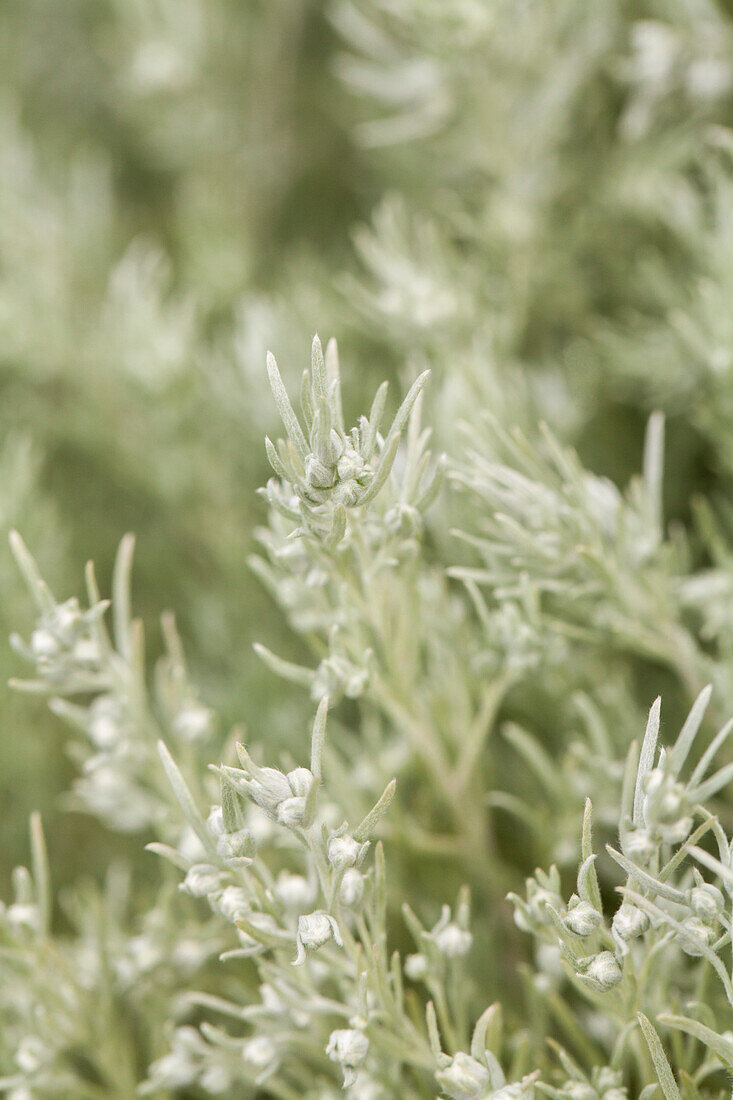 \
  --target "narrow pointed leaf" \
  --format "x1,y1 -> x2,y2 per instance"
266,351 -> 308,461
157,740 -> 217,856
690,717 -> 733,788
253,643 -> 314,688
354,779 -> 397,842
29,813 -> 50,935
383,370 -> 430,453
670,685 -> 712,775
112,534 -> 136,661
657,1015 -> 733,1068
634,697 -> 661,826
311,334 -> 327,400
637,1013 -> 681,1100
580,799 -> 602,911
9,530 -> 55,614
